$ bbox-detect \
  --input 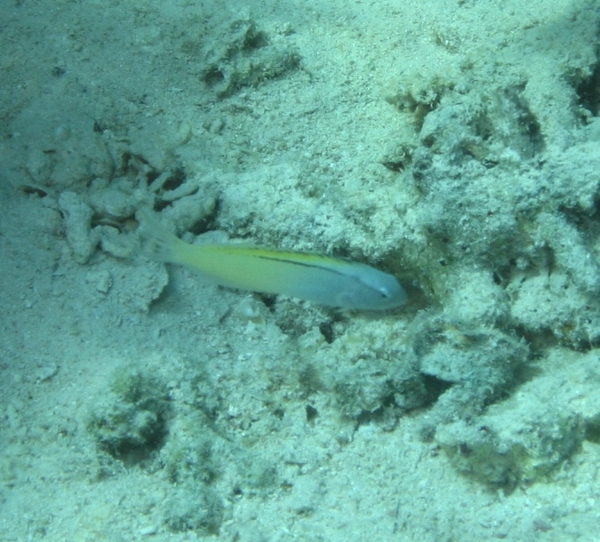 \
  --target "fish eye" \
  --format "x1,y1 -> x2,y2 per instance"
379,287 -> 392,299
